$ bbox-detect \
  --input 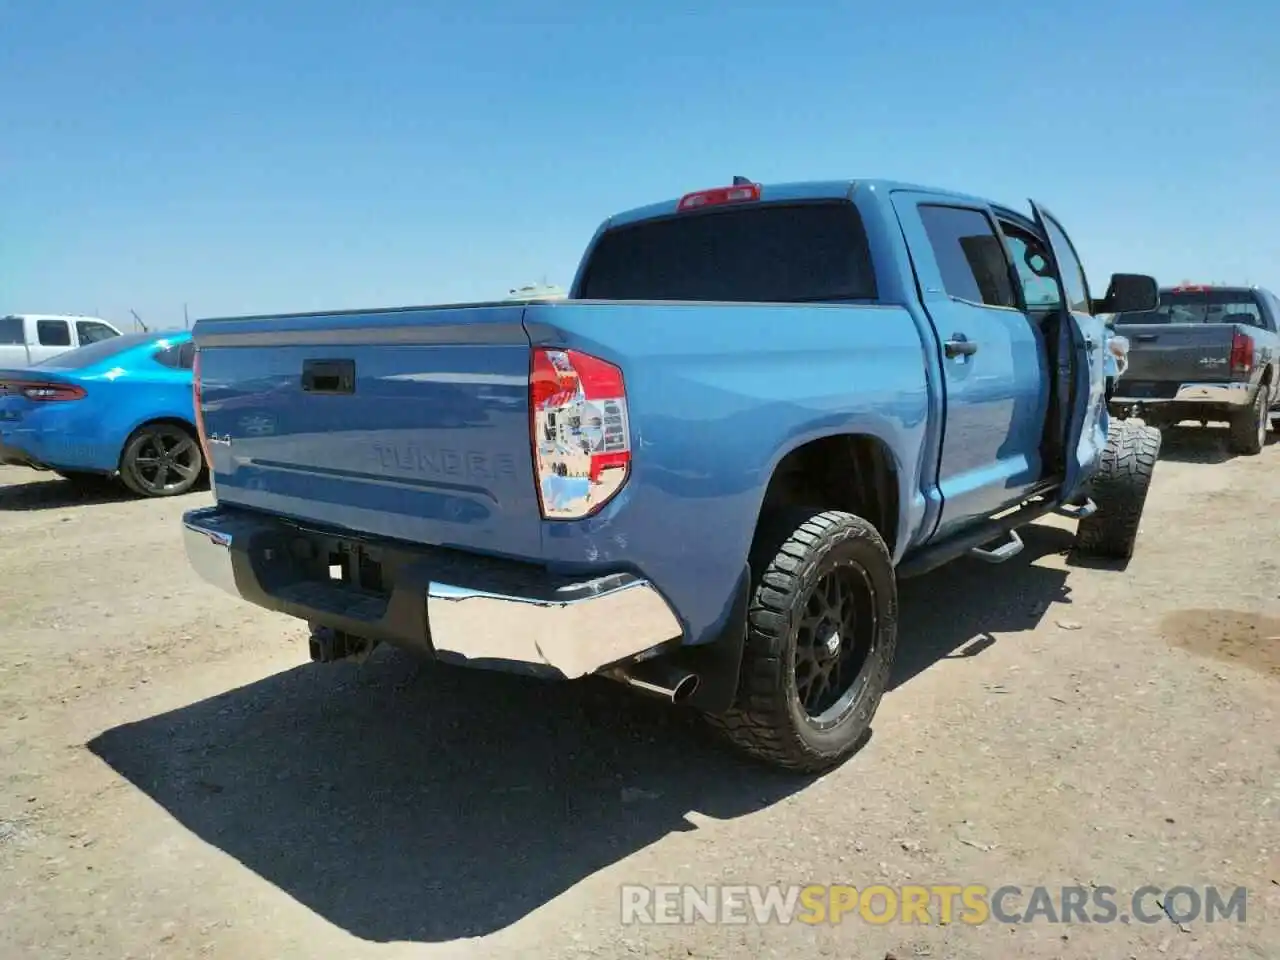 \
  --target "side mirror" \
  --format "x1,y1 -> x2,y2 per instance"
1094,273 -> 1158,314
